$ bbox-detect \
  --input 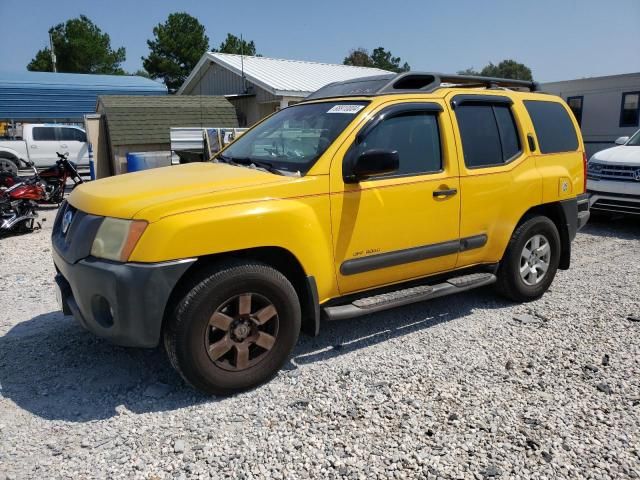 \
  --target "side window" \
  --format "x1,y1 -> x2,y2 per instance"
57,128 -> 74,141
59,128 -> 86,142
524,100 -> 579,154
32,127 -> 57,141
75,129 -> 87,142
620,92 -> 639,127
567,96 -> 583,126
355,112 -> 441,176
455,103 -> 521,168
